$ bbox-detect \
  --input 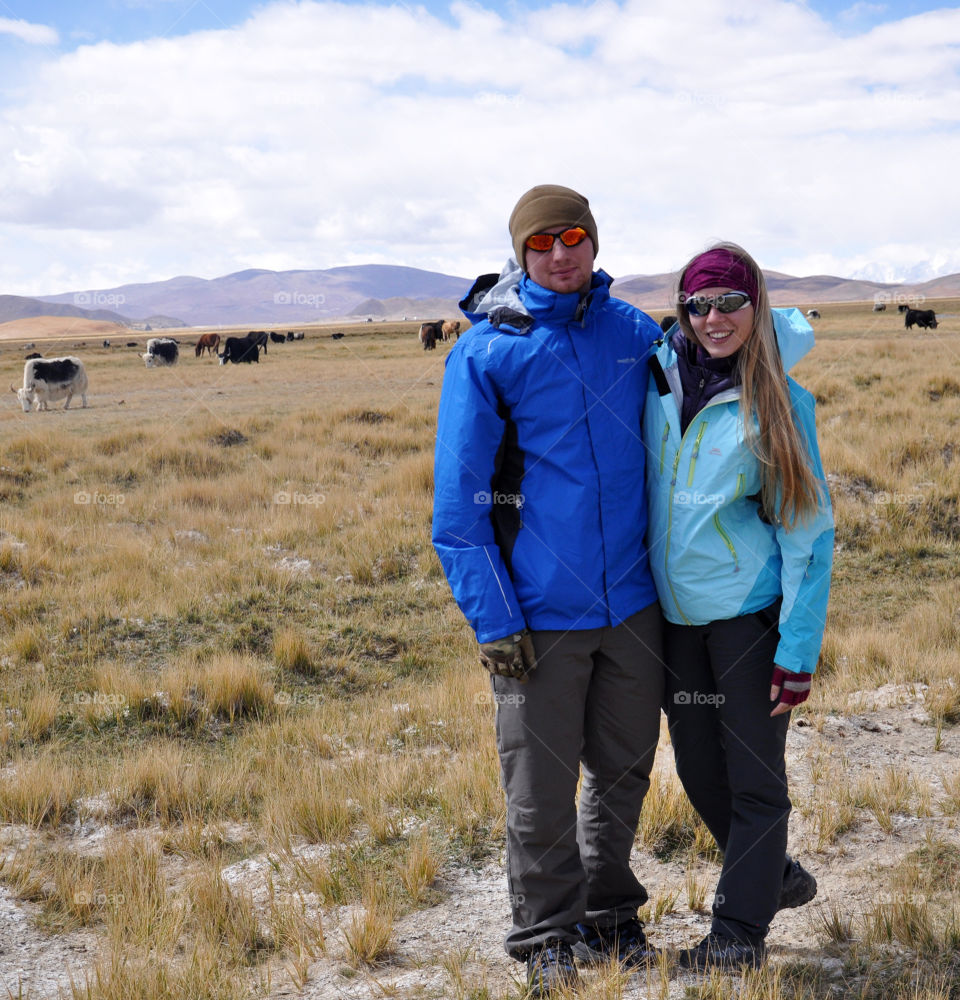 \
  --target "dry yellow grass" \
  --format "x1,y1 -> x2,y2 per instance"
0,311 -> 959,998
